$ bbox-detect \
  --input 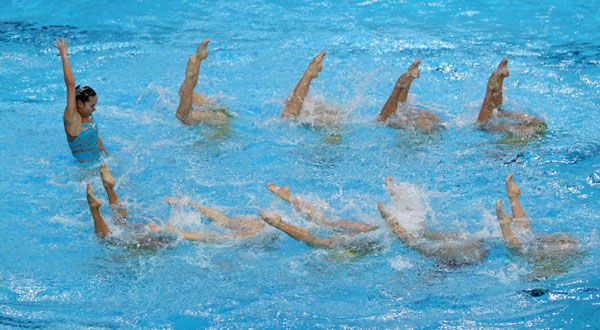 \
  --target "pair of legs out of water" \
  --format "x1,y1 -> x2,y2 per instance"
280,52 -> 440,132
86,164 -> 262,242
177,41 -> 543,135
87,165 -> 576,265
495,174 -> 578,256
281,53 -> 545,135
86,164 -> 375,244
